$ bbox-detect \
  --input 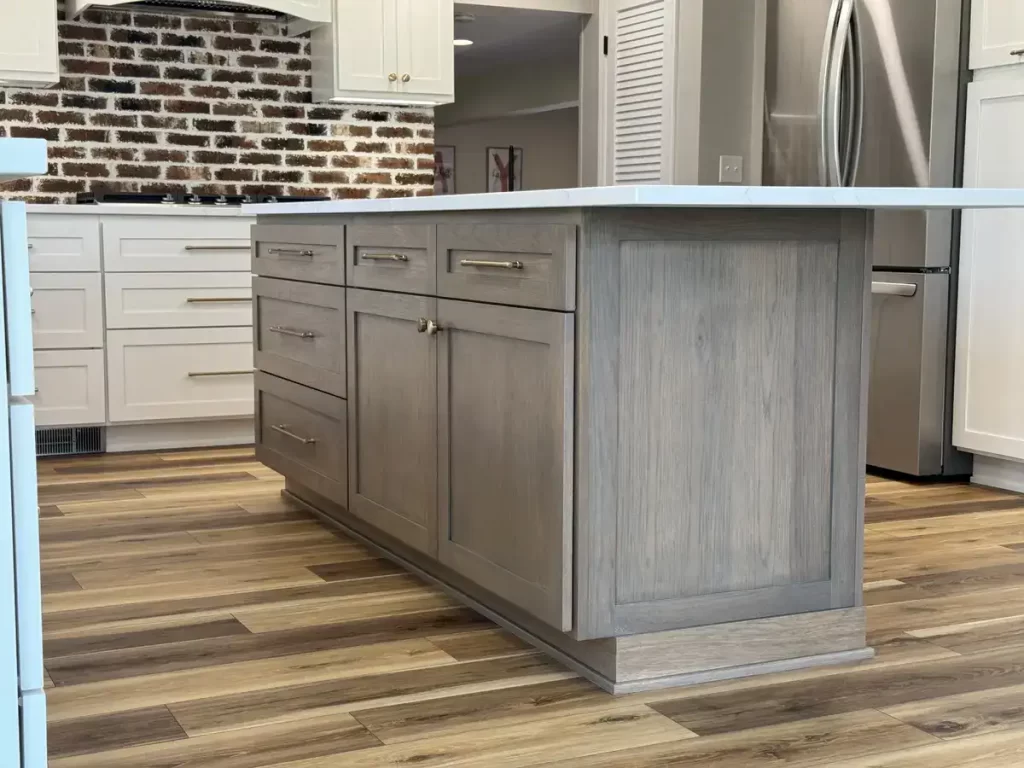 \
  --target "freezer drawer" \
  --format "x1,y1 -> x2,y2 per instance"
867,272 -> 950,475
